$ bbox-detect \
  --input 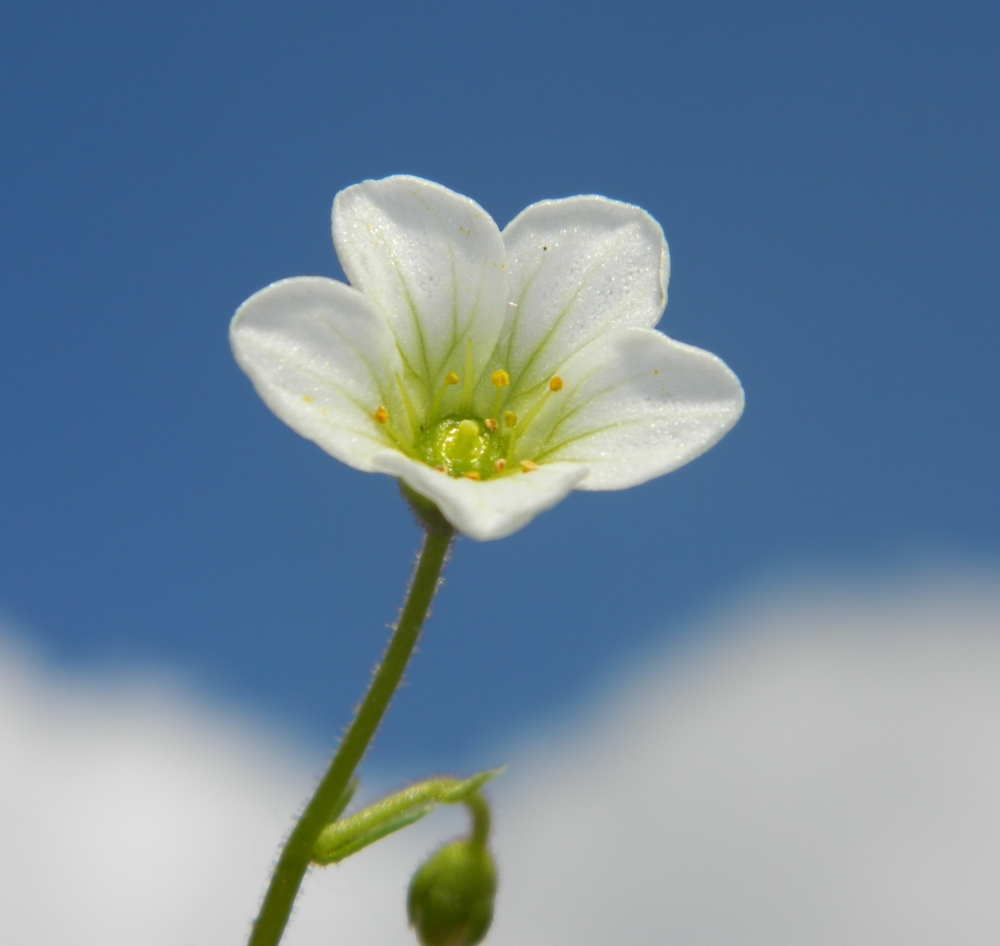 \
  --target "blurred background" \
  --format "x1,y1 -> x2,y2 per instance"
1,1 -> 998,943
